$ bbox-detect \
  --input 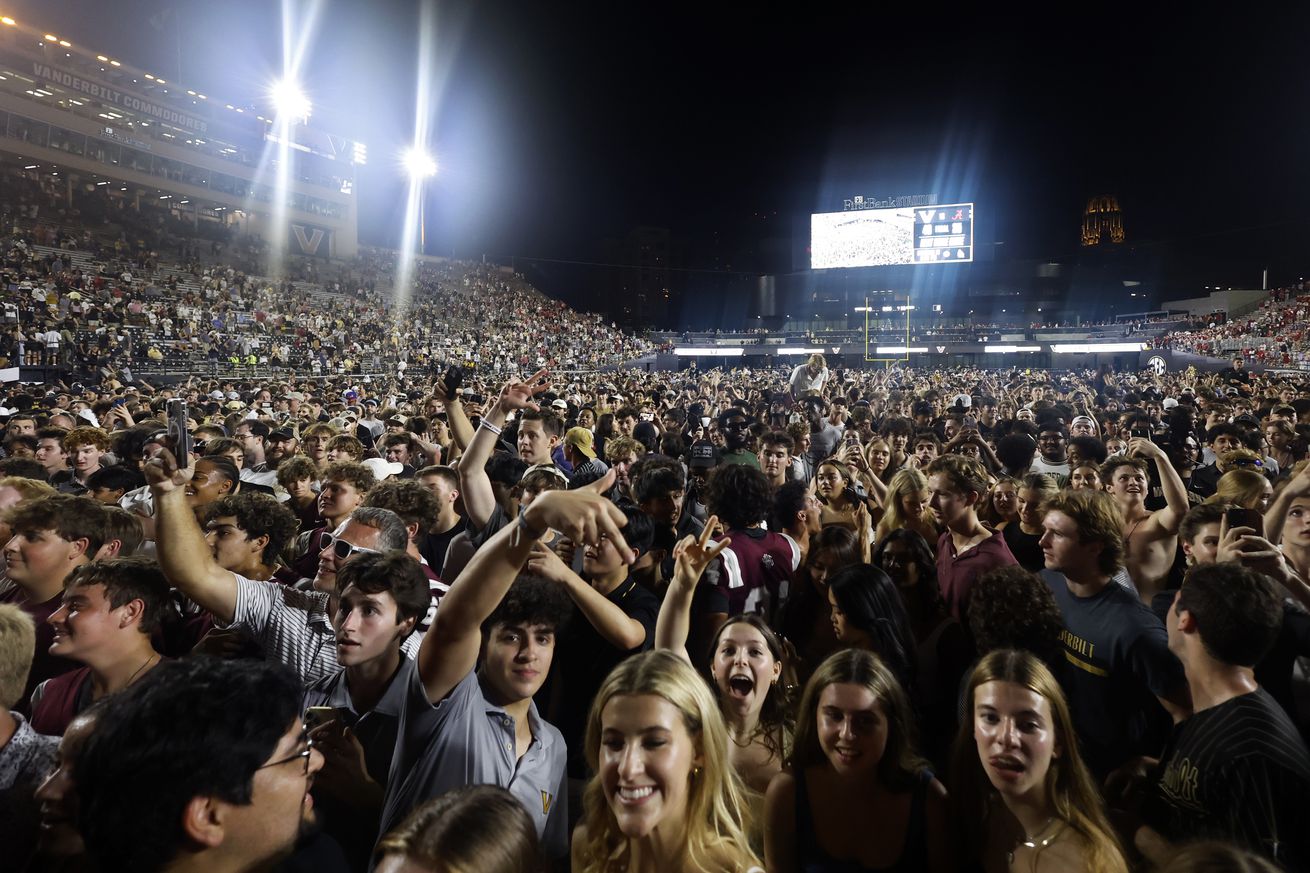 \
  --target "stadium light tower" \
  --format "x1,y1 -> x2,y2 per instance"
270,78 -> 311,123
403,147 -> 438,180
403,146 -> 438,252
